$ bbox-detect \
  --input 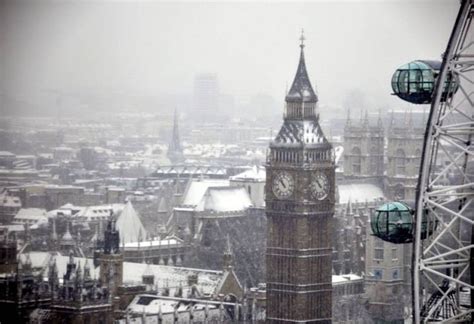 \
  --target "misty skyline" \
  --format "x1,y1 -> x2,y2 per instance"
0,1 -> 459,115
